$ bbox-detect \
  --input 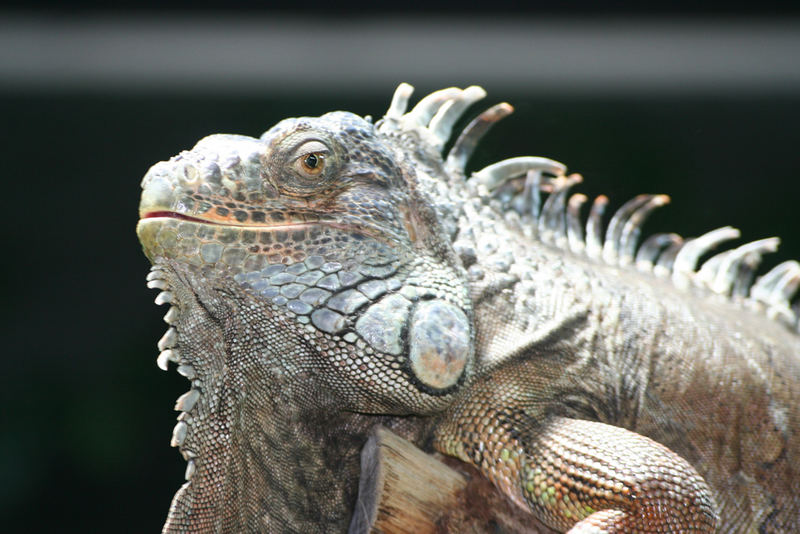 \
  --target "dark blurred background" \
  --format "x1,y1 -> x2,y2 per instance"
2,2 -> 799,531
